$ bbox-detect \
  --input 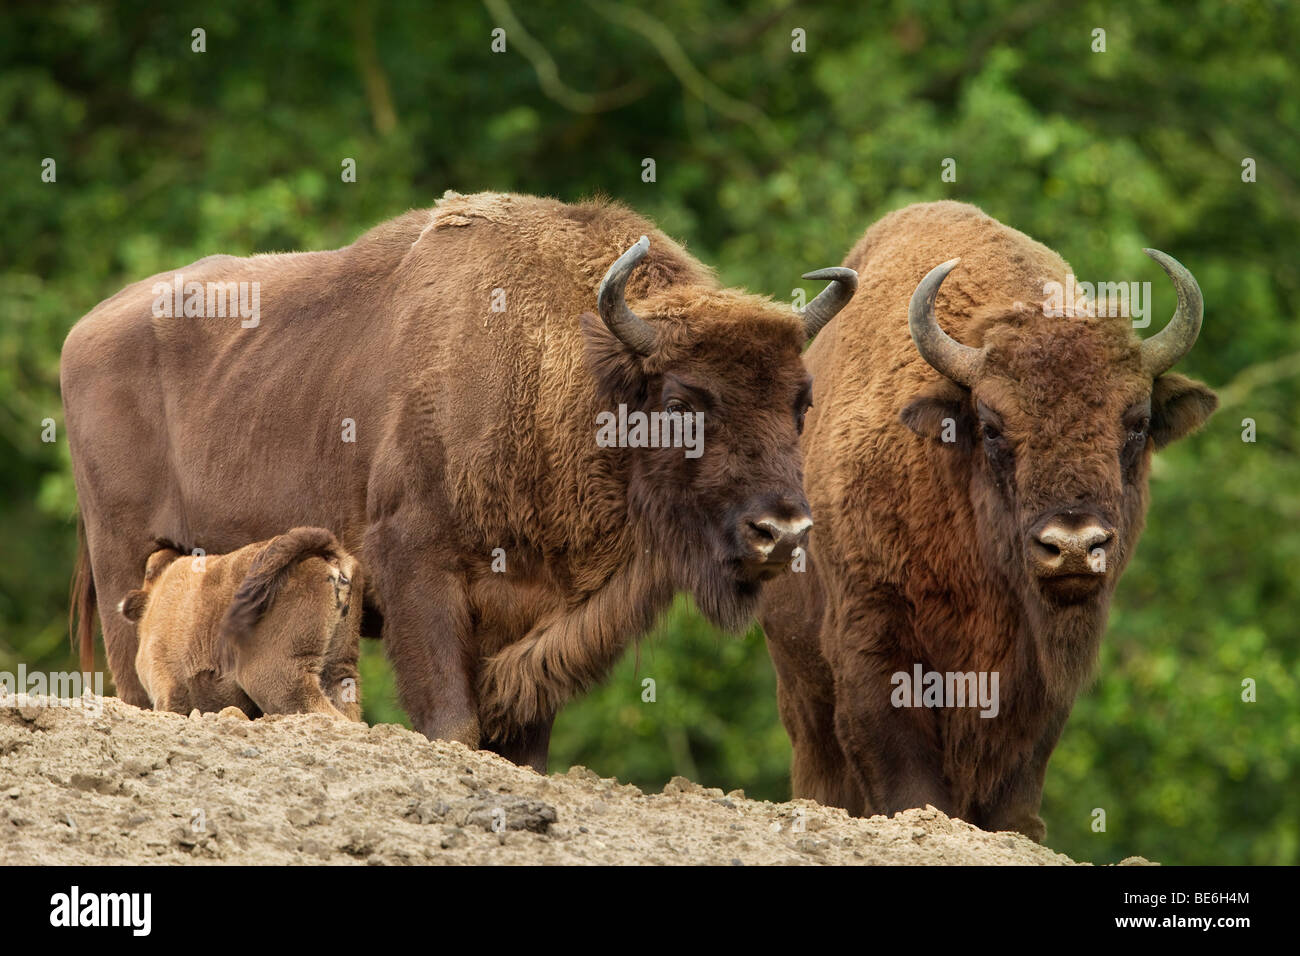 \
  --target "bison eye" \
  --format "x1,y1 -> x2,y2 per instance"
980,422 -> 1002,442
1126,417 -> 1150,444
665,398 -> 691,415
